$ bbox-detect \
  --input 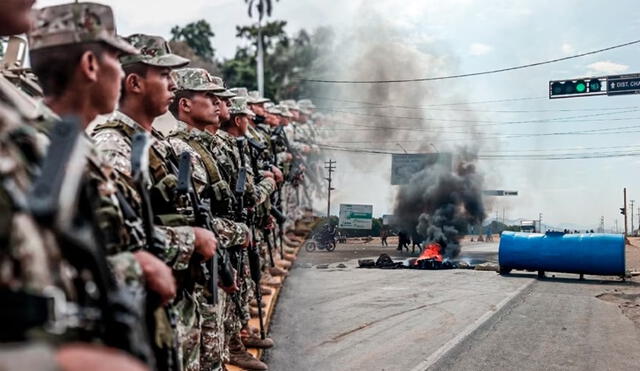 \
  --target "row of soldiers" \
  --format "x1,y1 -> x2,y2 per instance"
0,1 -> 322,370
